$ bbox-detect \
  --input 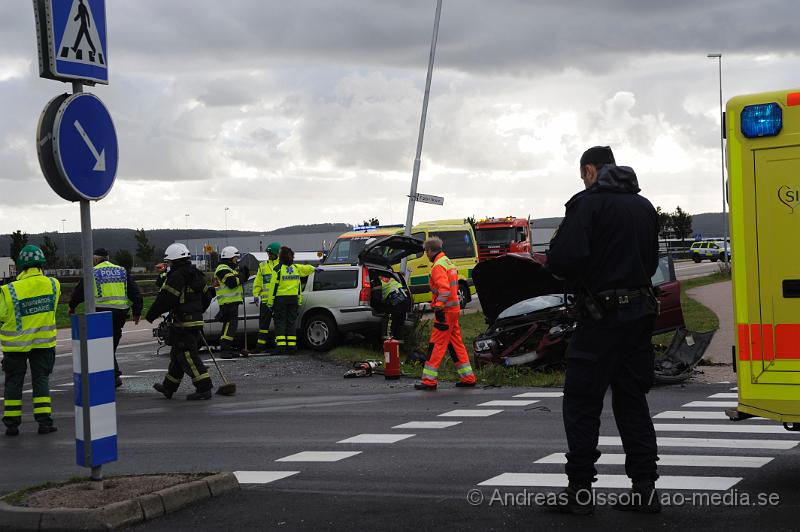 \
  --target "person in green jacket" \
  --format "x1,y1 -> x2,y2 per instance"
252,242 -> 281,353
